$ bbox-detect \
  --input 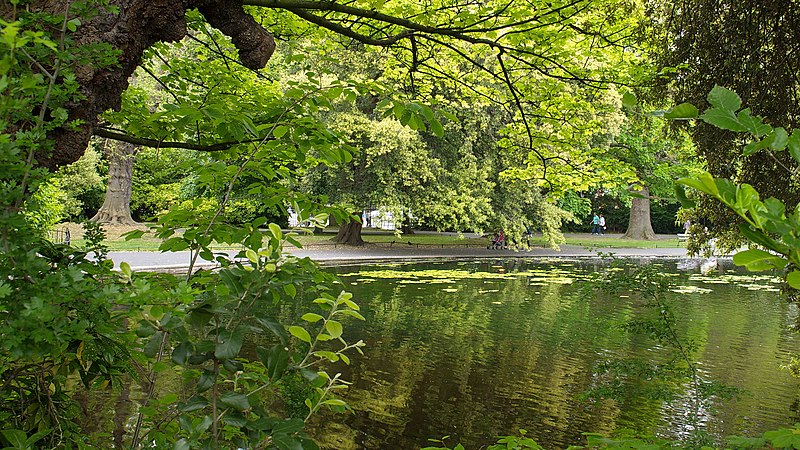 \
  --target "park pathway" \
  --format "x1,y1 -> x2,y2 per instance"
108,242 -> 692,272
